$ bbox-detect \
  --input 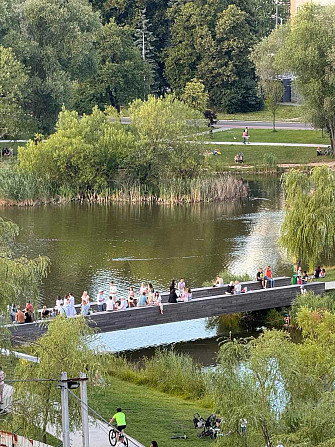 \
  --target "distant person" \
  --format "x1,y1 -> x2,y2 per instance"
96,290 -> 105,312
68,293 -> 76,316
242,130 -> 247,144
110,281 -> 117,300
128,287 -> 136,307
213,274 -> 224,287
0,366 -> 4,404
110,407 -> 127,442
226,281 -> 234,294
316,147 -> 323,156
81,291 -> 89,306
154,291 -> 164,315
234,280 -> 241,295
24,308 -> 33,323
264,266 -> 274,288
168,282 -> 178,303
177,279 -> 185,296
140,282 -> 147,295
26,301 -> 34,313
55,295 -> 63,312
147,283 -> 154,305
320,268 -> 326,278
15,307 -> 25,324
256,268 -> 264,287
106,295 -> 116,311
41,306 -> 50,319
138,291 -> 147,307
10,304 -> 17,322
150,442 -> 158,447
314,265 -> 321,278
187,288 -> 192,301
117,297 -> 128,310
59,302 -> 67,317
